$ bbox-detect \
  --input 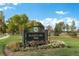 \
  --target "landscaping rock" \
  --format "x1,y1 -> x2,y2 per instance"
49,40 -> 67,48
37,40 -> 68,49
